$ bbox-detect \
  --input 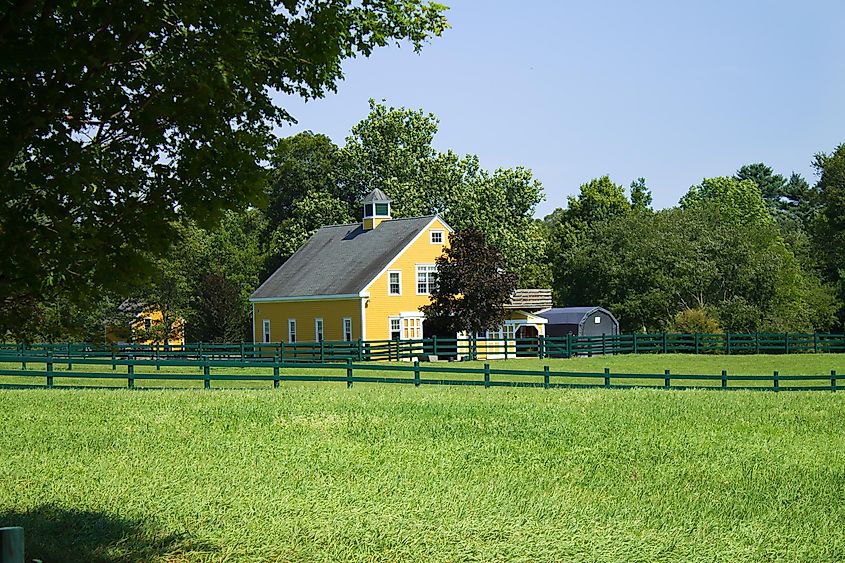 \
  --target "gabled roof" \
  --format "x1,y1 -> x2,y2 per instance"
251,216 -> 440,300
361,188 -> 391,203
